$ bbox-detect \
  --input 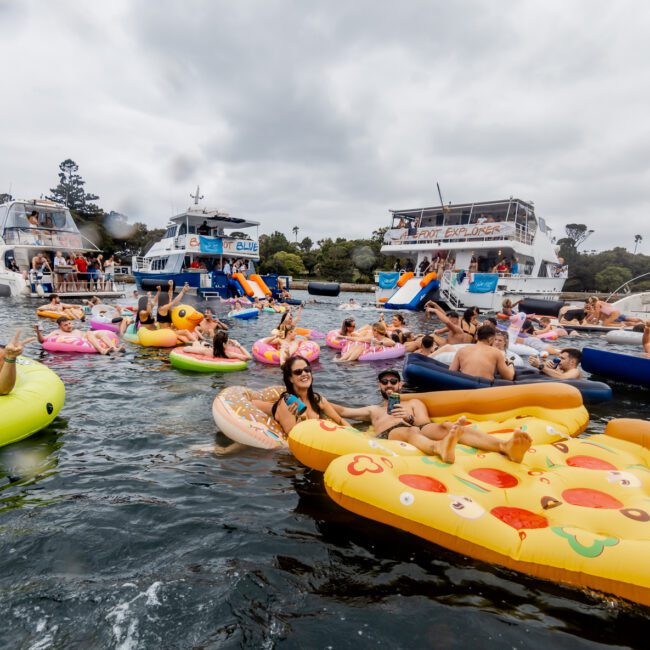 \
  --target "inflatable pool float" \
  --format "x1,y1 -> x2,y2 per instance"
89,305 -> 123,333
0,357 -> 65,448
252,339 -> 320,365
433,344 -> 524,368
323,417 -> 650,607
263,306 -> 286,313
212,385 -> 286,448
122,323 -> 178,347
325,329 -> 347,350
341,341 -> 405,362
581,347 -> 650,389
605,330 -> 643,346
295,327 -> 325,340
289,383 -> 589,473
307,281 -> 340,297
403,353 -> 613,403
171,304 -> 203,330
37,307 -> 84,320
509,342 -> 543,357
169,348 -> 248,373
42,331 -> 120,354
228,308 -> 259,320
